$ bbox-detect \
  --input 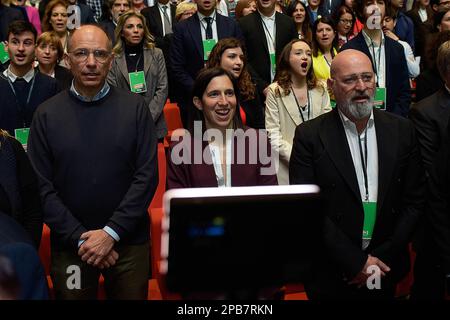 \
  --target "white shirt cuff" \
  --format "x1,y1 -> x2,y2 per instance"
103,226 -> 120,242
